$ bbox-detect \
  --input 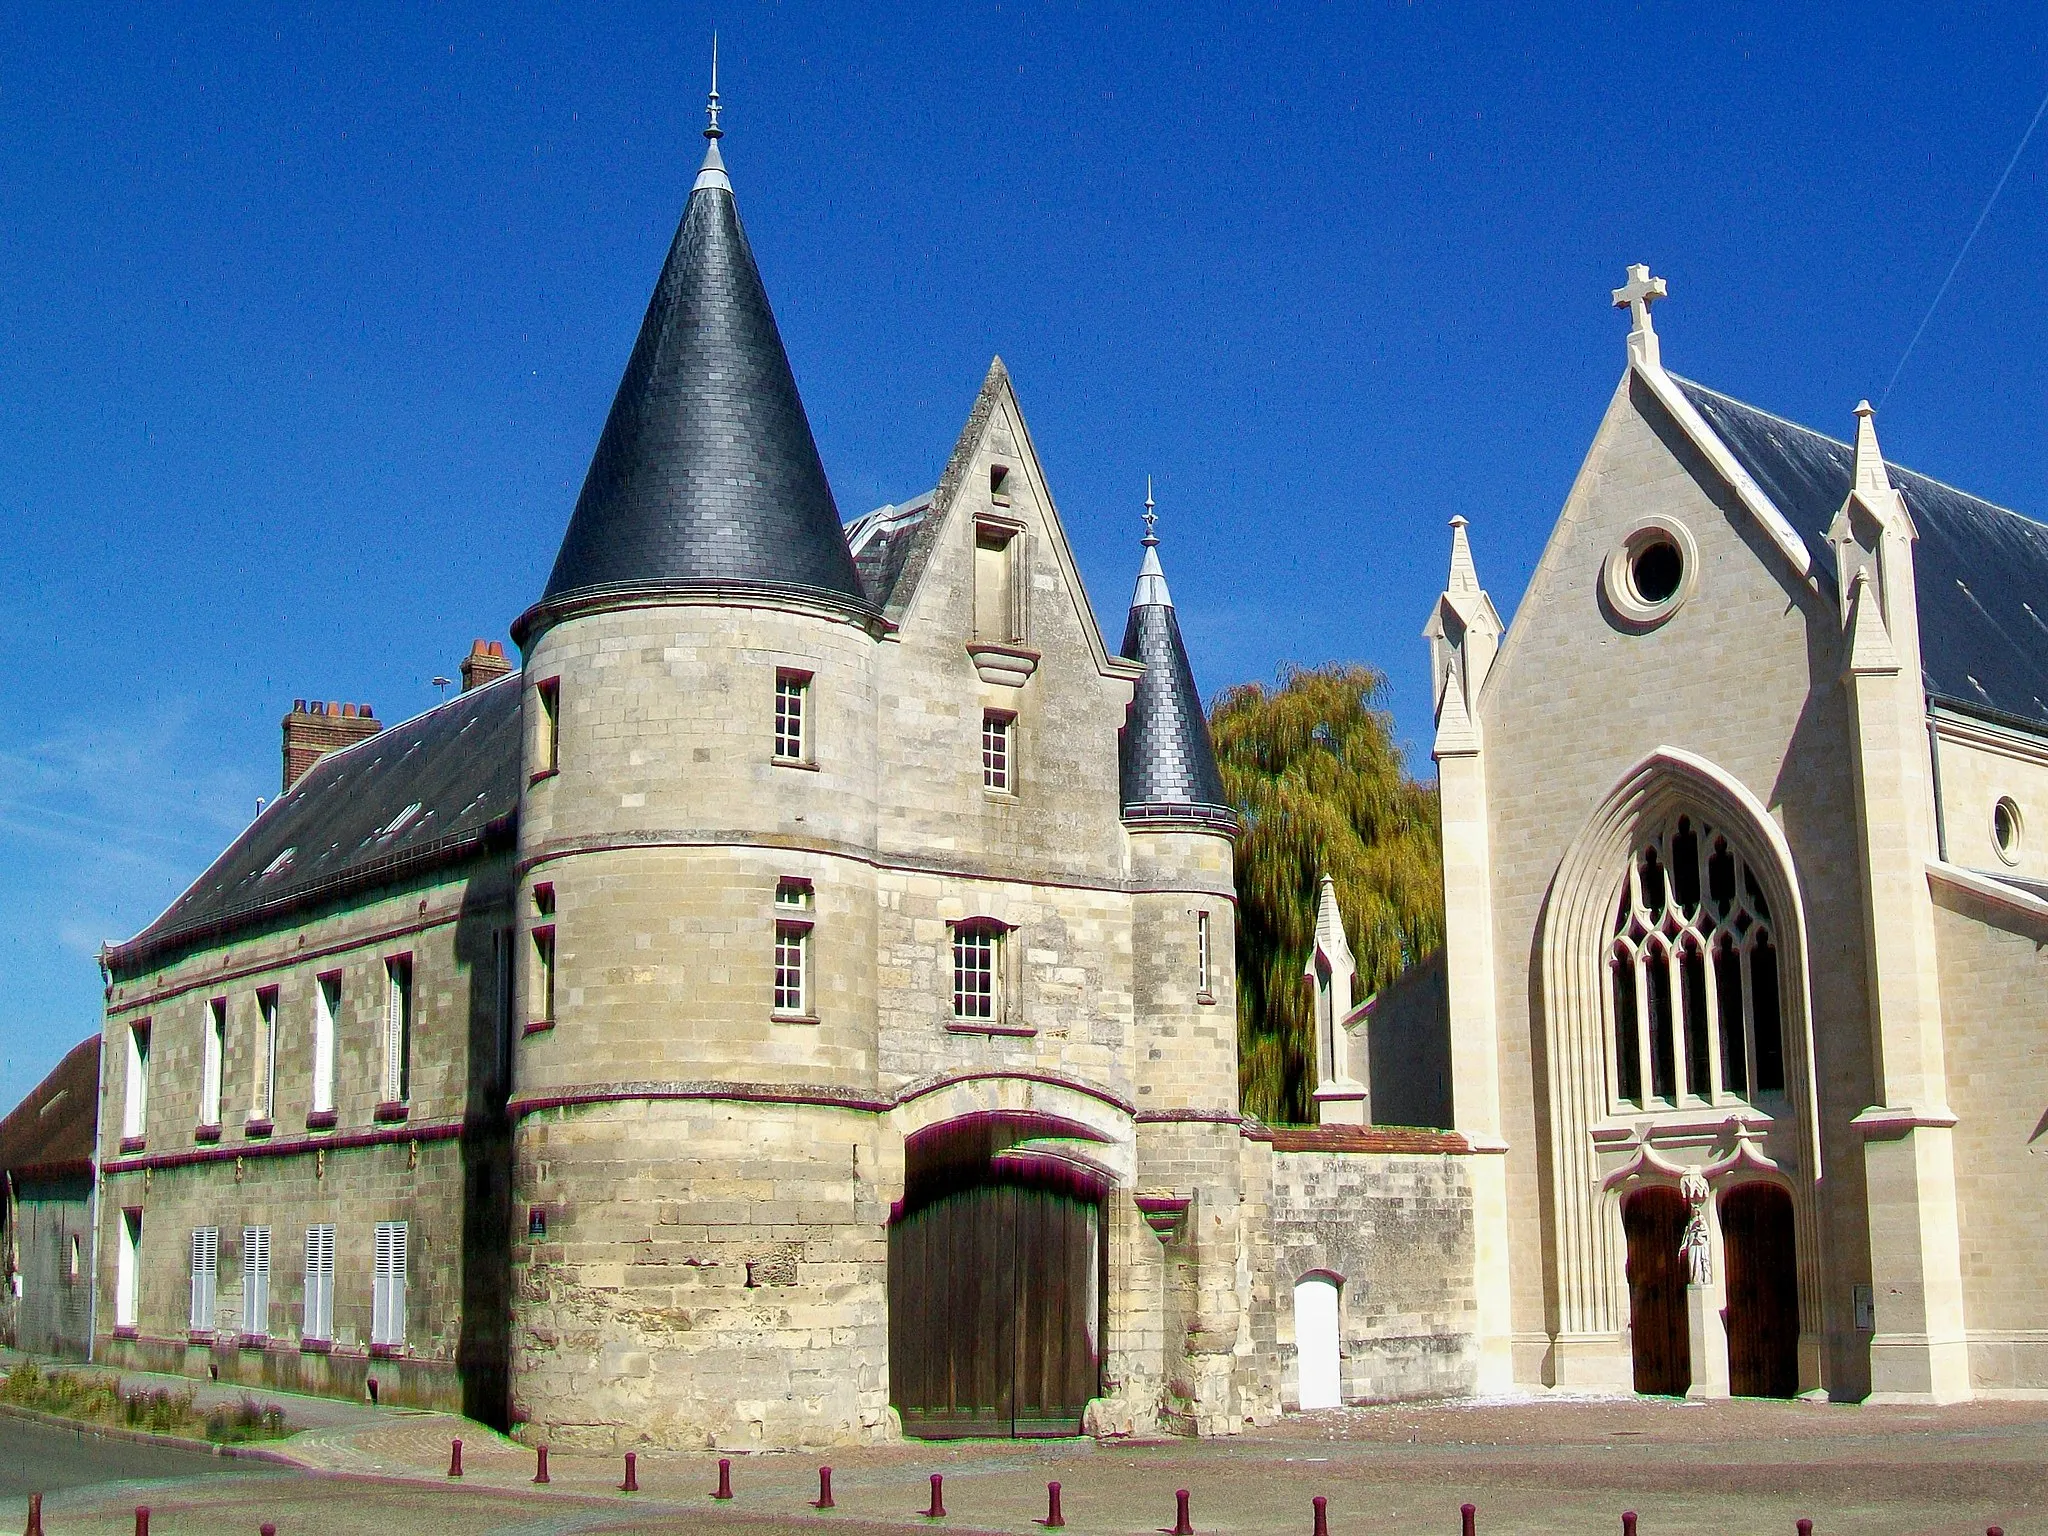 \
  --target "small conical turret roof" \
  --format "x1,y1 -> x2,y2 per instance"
533,95 -> 866,619
1117,492 -> 1234,828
